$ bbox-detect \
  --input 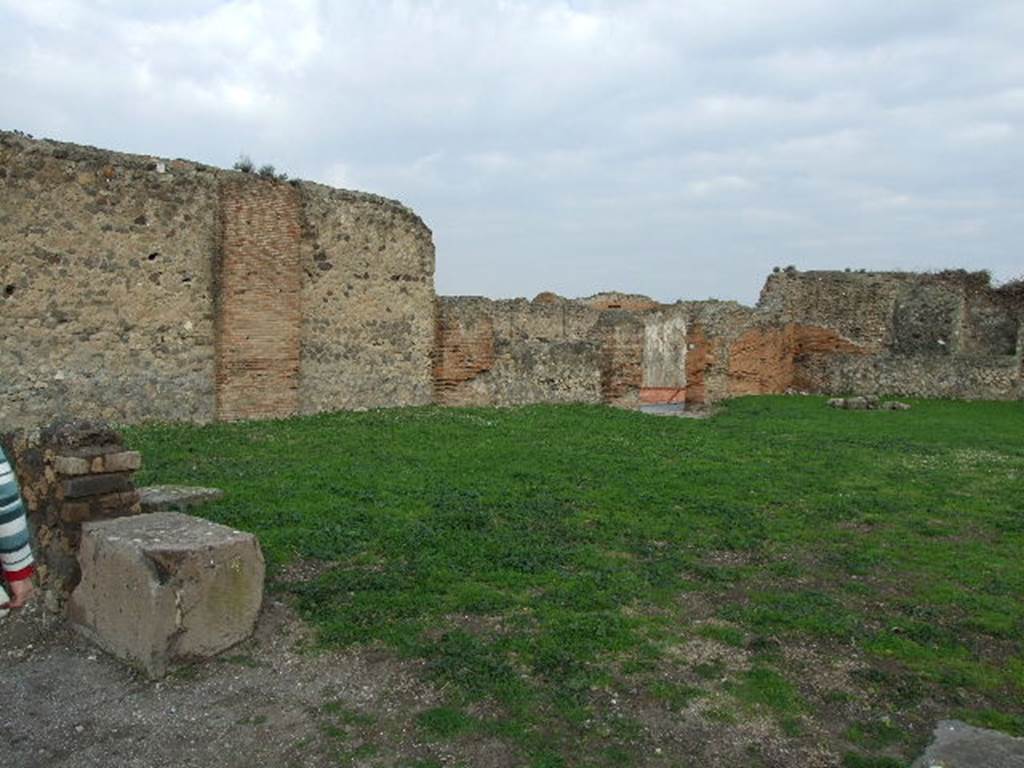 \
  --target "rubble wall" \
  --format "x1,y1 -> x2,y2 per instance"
0,131 -> 436,429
